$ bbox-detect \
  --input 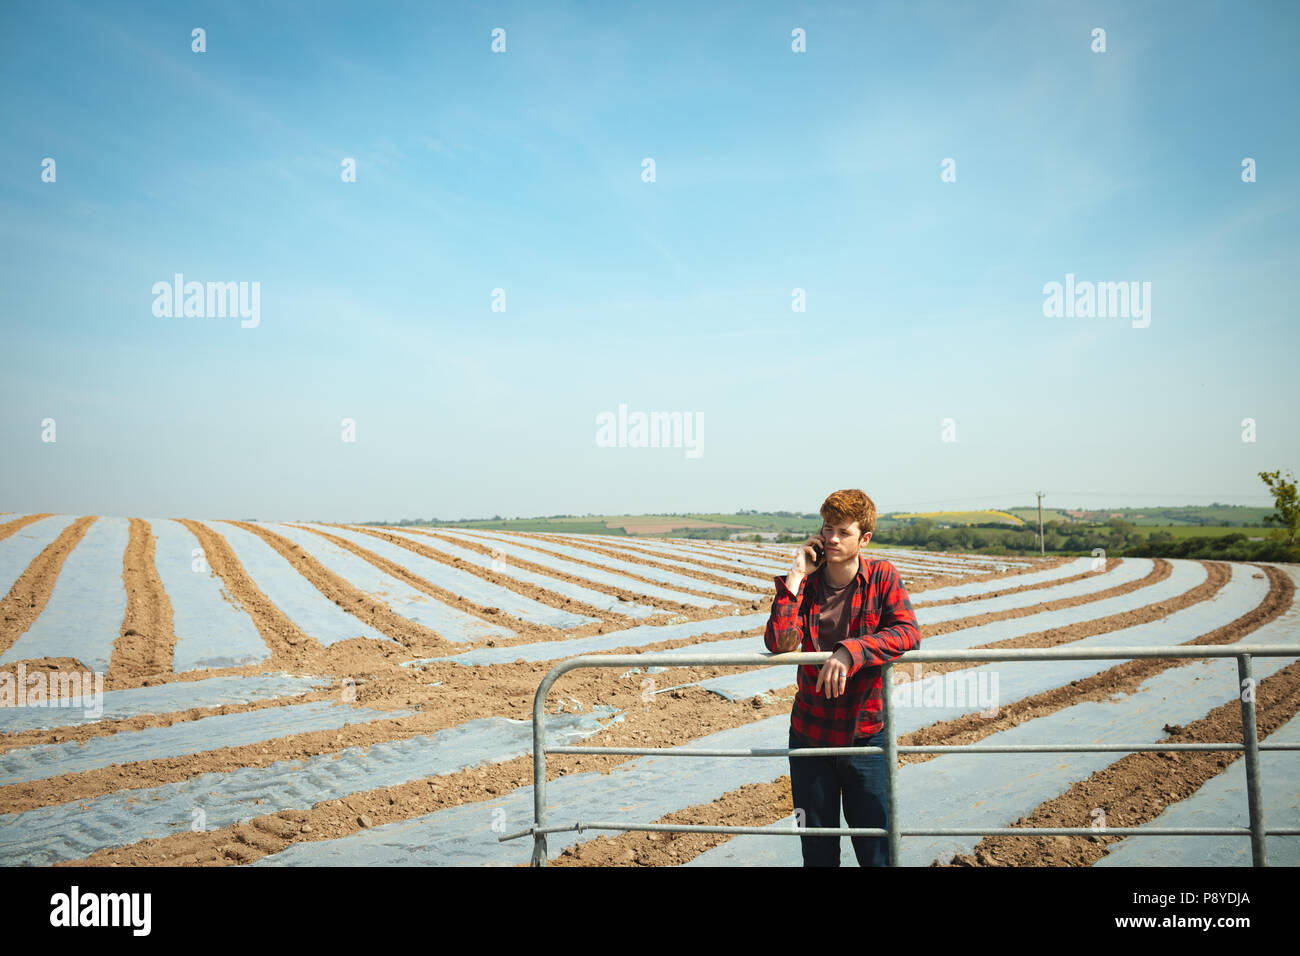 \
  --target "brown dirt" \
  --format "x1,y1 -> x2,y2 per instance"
912,557 -> 1142,607
943,656 -> 1300,867
895,564 -> 1286,763
11,523 -> 1272,869
0,516 -> 96,657
177,519 -> 318,663
225,521 -> 444,651
1,552 -> 1162,811
676,540 -> 790,561
0,513 -> 54,544
0,658 -> 102,709
892,558 -> 1177,683
385,527 -> 769,648
1,546 -> 1103,785
896,550 -> 1068,580
295,523 -> 582,641
107,519 -> 178,689
0,684 -> 339,756
0,625 -> 772,813
60,685 -> 762,866
403,527 -> 767,609
889,553 -> 1076,595
319,524 -> 701,647
520,530 -> 777,583
549,780 -> 792,867
933,564 -> 1298,866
